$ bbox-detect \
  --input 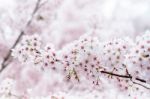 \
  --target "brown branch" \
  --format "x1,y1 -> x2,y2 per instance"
0,0 -> 42,73
135,78 -> 146,83
101,70 -> 150,89
101,71 -> 132,79
56,60 -> 150,89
